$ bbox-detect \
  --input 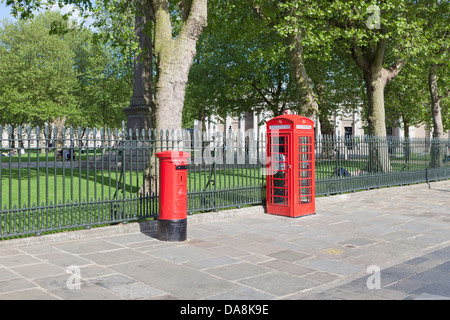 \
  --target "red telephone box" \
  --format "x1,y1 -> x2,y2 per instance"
266,115 -> 315,218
